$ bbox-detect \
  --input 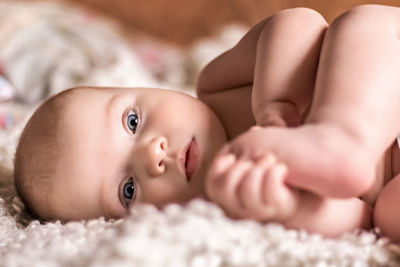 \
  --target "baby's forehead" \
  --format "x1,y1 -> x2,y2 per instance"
58,87 -> 151,107
66,87 -> 112,99
55,88 -> 114,114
